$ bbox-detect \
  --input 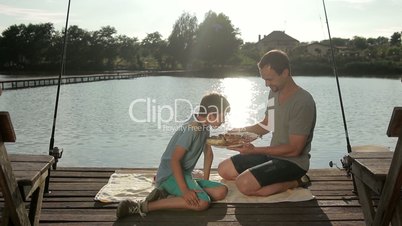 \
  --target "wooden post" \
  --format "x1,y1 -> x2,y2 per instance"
0,112 -> 31,226
373,107 -> 402,226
